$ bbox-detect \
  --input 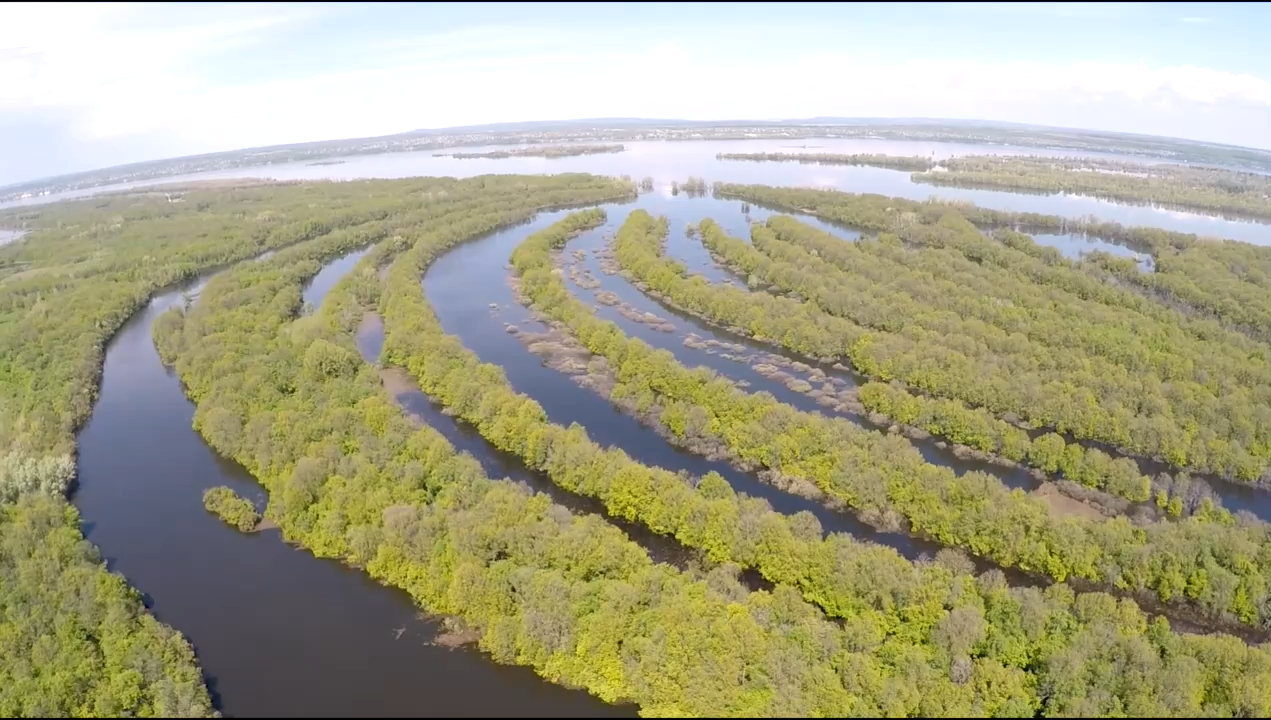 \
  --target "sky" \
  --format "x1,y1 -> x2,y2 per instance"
2,1 -> 1271,185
